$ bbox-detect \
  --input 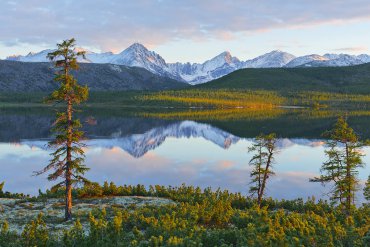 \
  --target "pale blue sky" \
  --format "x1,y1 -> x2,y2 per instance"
1,0 -> 370,63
